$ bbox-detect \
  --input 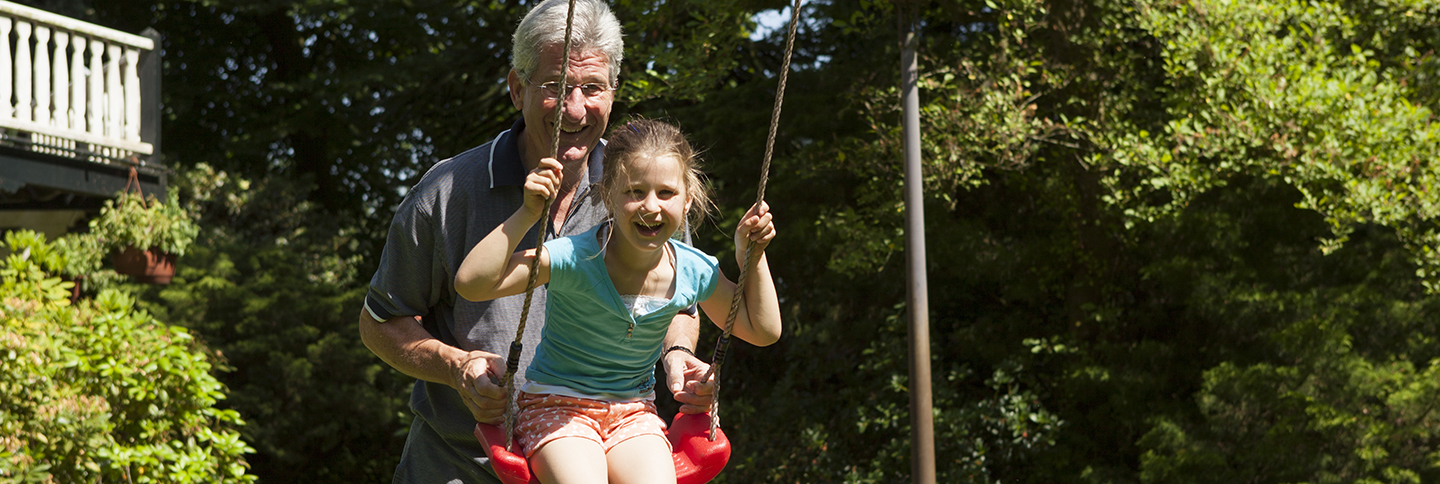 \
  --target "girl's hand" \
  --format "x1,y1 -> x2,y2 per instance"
734,201 -> 776,254
523,157 -> 563,220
